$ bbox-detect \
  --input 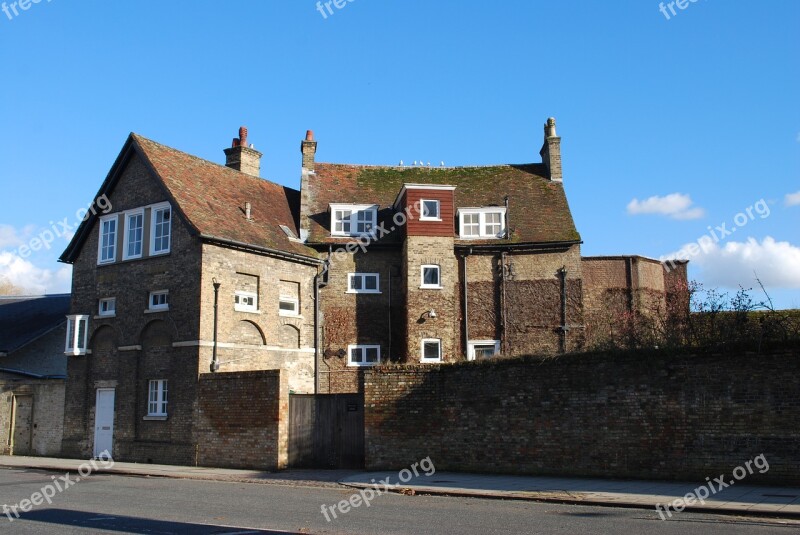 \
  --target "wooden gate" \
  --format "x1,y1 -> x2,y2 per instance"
289,394 -> 364,469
